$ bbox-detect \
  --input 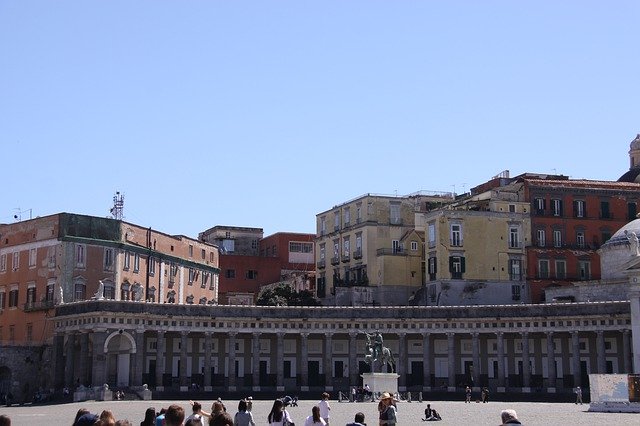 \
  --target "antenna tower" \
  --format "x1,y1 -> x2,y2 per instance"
110,191 -> 125,220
